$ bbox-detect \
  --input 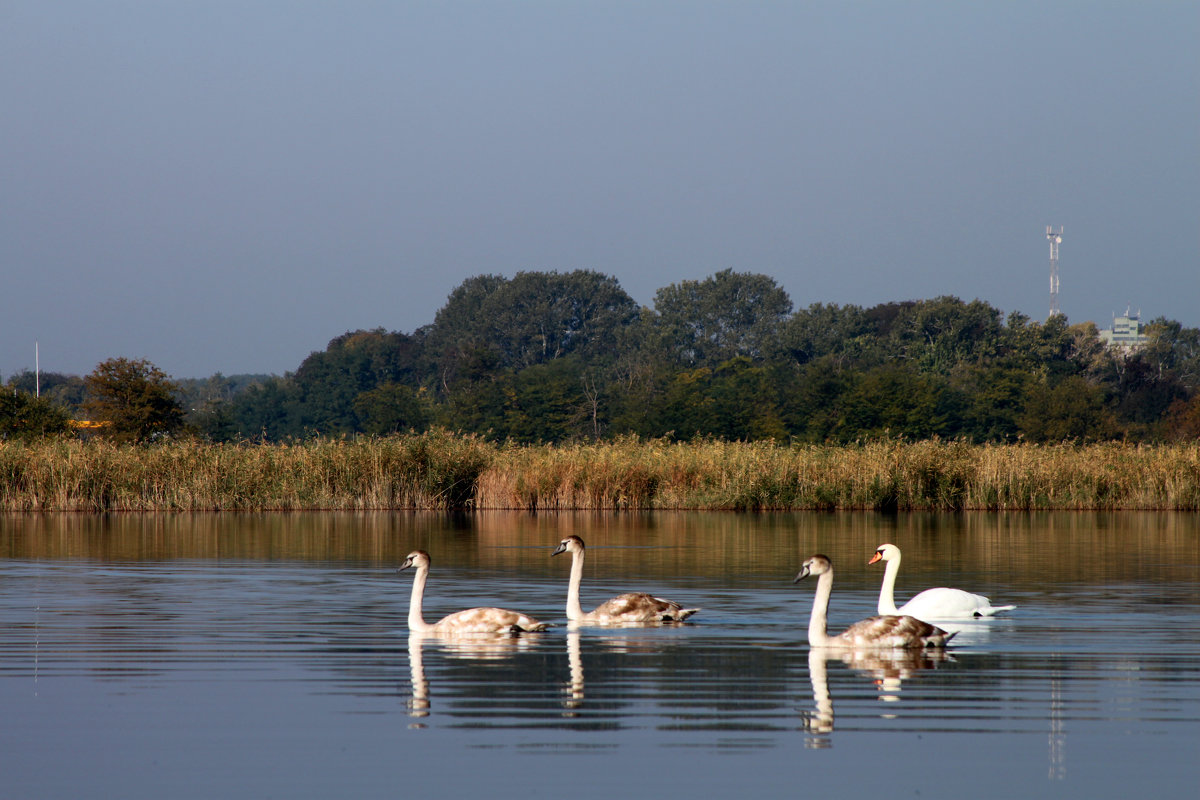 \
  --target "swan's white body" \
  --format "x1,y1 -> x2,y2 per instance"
794,554 -> 954,649
399,550 -> 548,634
870,543 -> 1015,621
552,535 -> 699,624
